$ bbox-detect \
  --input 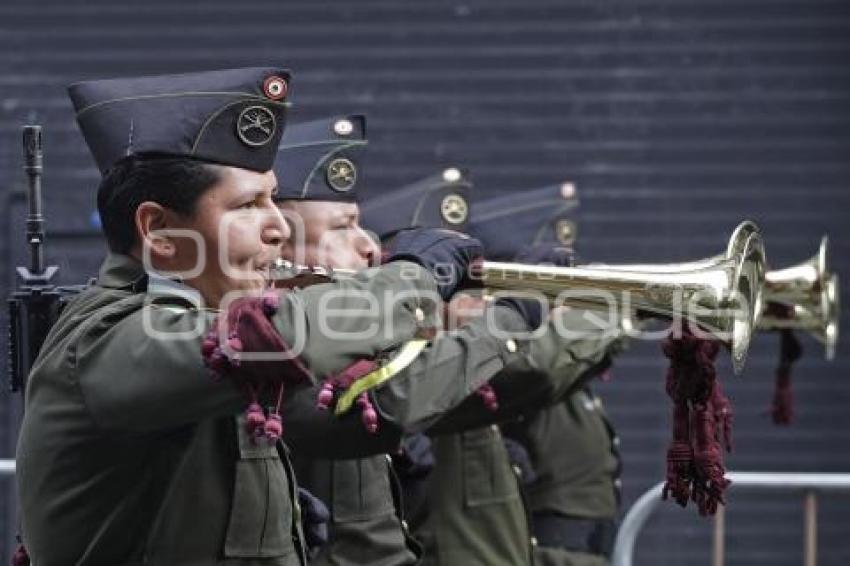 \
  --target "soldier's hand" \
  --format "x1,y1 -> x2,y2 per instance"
514,243 -> 576,267
494,294 -> 547,331
386,228 -> 483,301
392,433 -> 435,479
297,487 -> 330,555
502,437 -> 538,486
203,291 -> 311,384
